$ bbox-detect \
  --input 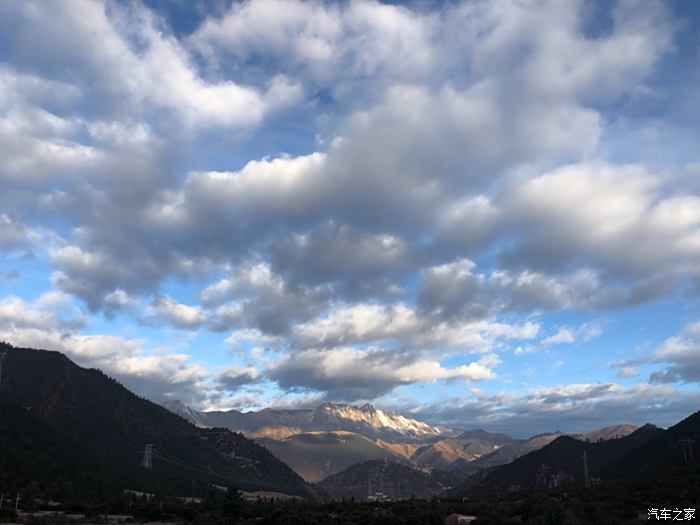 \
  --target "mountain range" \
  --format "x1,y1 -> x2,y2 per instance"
456,412 -> 700,504
5,341 -> 690,511
167,400 -> 642,483
257,431 -> 410,483
163,399 -> 445,442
